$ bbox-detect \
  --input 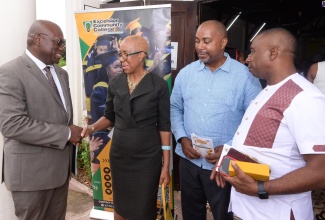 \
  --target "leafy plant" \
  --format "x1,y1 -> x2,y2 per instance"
58,43 -> 66,67
58,57 -> 66,67
77,139 -> 92,181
